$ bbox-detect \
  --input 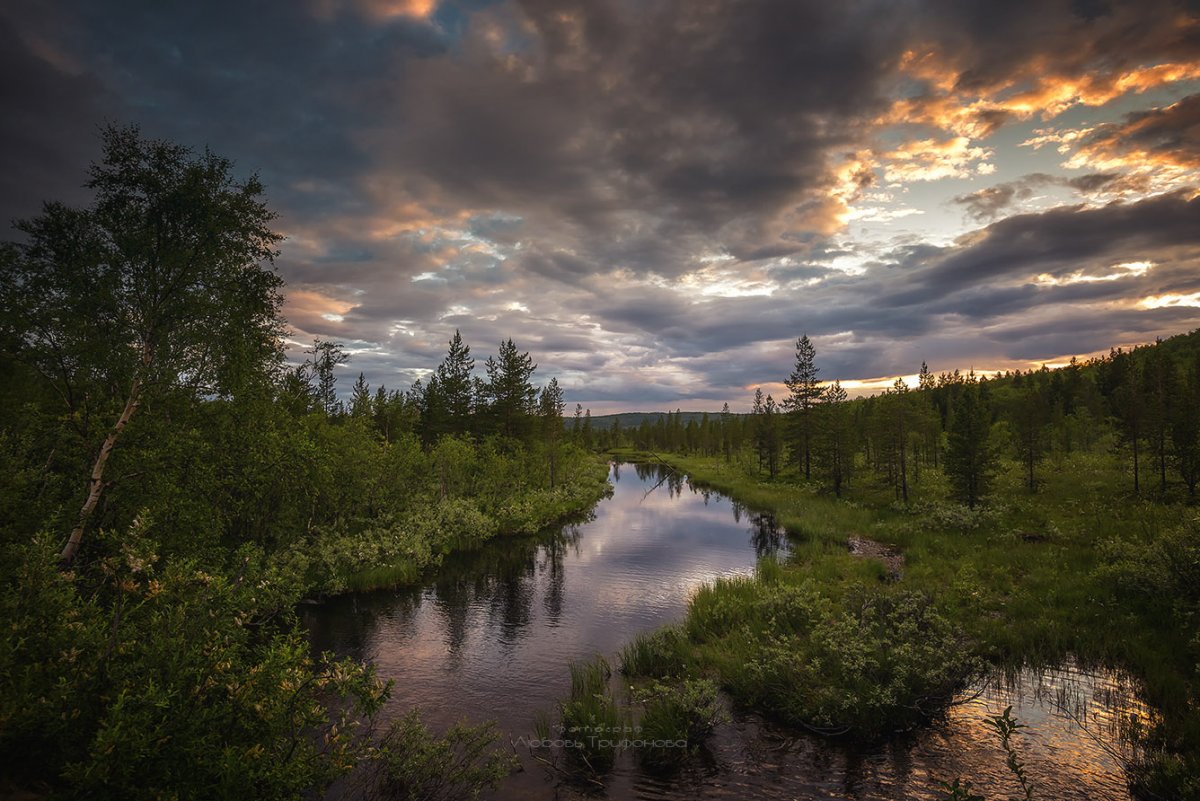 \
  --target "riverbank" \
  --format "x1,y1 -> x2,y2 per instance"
321,455 -> 613,595
608,448 -> 1199,798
